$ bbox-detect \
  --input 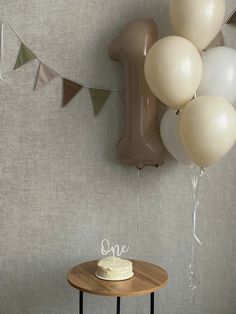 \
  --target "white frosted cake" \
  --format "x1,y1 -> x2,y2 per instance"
95,257 -> 134,281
